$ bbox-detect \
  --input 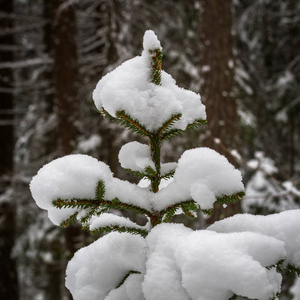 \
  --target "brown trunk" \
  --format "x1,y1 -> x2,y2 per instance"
0,0 -> 19,299
50,2 -> 80,299
51,0 -> 79,155
198,0 -> 241,224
